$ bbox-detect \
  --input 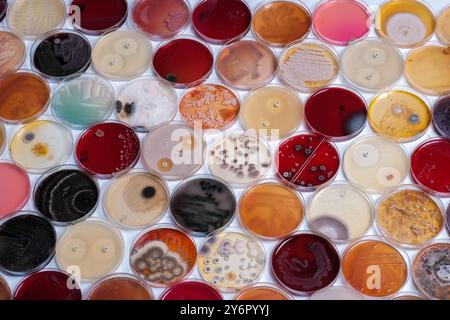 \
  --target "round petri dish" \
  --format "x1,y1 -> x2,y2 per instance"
368,88 -> 431,142
404,44 -> 450,96
411,138 -> 450,197
7,0 -> 66,40
130,225 -> 197,287
216,39 -> 277,91
304,86 -> 367,141
343,135 -> 410,194
276,132 -> 340,191
130,0 -> 191,40
240,85 -> 303,139
0,121 -> 6,155
56,219 -> 124,282
192,0 -> 251,44
342,236 -> 409,298
86,273 -> 154,300
279,40 -> 339,93
412,242 -> 450,300
312,0 -> 371,46
10,119 -> 73,174
33,165 -> 99,225
31,29 -> 92,82
307,182 -> 374,243
68,0 -> 128,36
0,212 -> 56,275
52,75 -> 115,129
309,286 -> 365,300
0,29 -> 26,76
0,161 -> 30,219
115,77 -> 178,132
271,232 -> 340,295
391,293 -> 426,300
0,0 -> 6,22
0,275 -> 11,300
0,71 -> 50,124
91,29 -> 153,81
160,279 -> 223,300
170,175 -> 236,237
432,95 -> 450,138
179,82 -> 240,131
207,132 -> 272,187
342,38 -> 404,92
436,5 -> 450,45
142,121 -> 205,180
197,230 -> 266,292
238,180 -> 304,240
376,185 -> 445,248
375,0 -> 436,48
252,0 -> 311,47
234,283 -> 293,300
75,122 -> 140,179
152,37 -> 213,89
14,270 -> 81,300
103,170 -> 169,229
